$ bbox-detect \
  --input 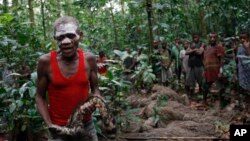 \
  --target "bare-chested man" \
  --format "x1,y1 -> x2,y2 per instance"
35,16 -> 101,141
